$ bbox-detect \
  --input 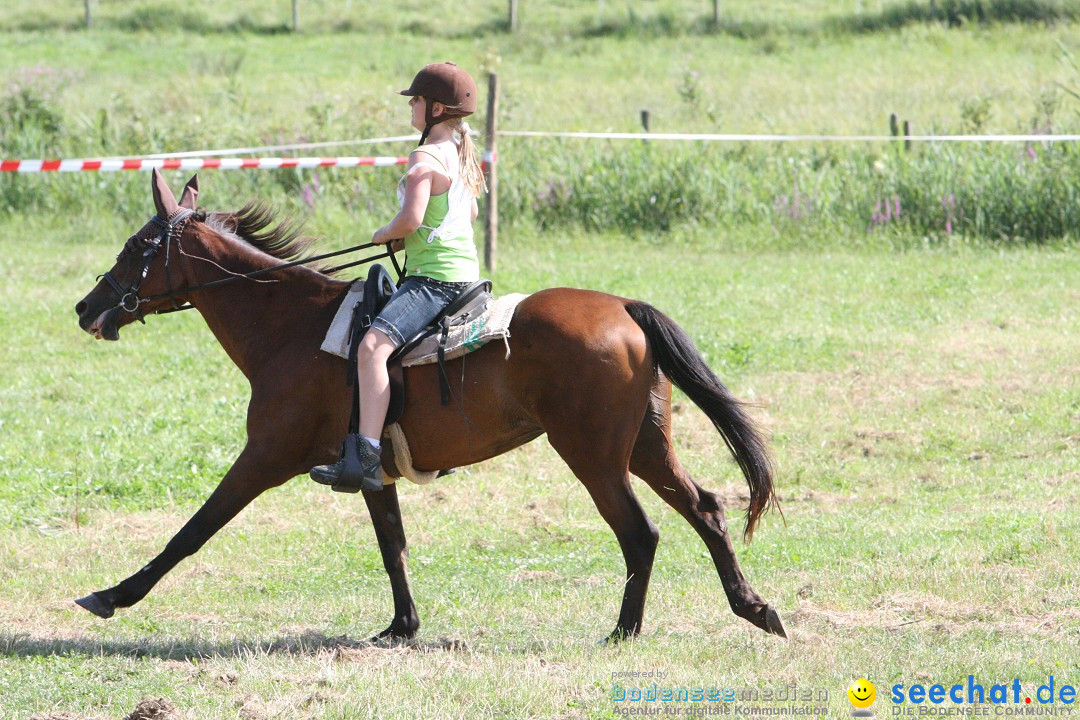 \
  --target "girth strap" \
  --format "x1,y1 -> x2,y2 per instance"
437,317 -> 452,406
